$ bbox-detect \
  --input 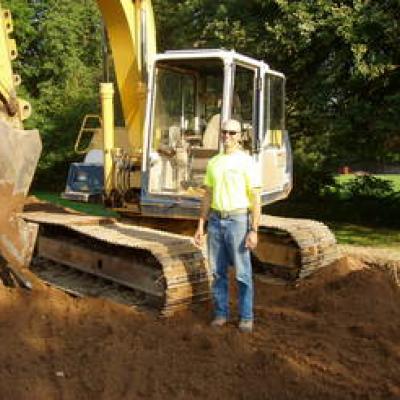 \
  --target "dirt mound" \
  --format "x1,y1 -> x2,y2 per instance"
0,256 -> 399,400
